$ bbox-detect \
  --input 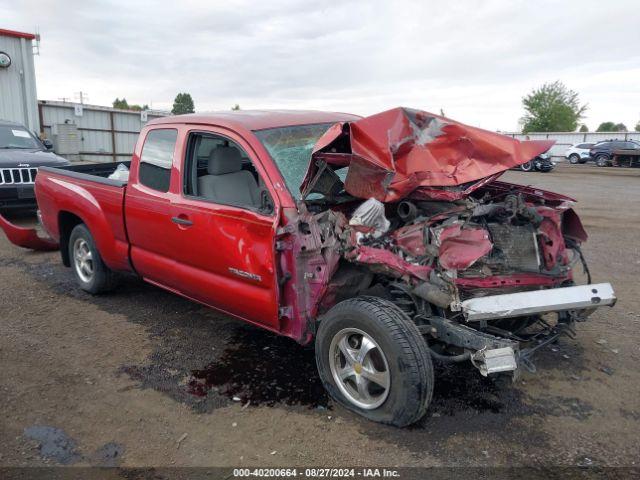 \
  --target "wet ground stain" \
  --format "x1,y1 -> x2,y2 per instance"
23,425 -> 124,466
188,327 -> 329,408
24,425 -> 81,465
